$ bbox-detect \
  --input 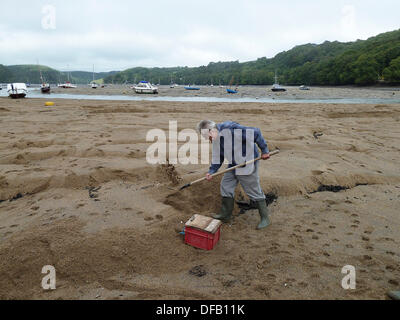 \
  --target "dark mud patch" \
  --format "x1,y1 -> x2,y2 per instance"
189,265 -> 207,277
237,192 -> 278,214
85,186 -> 101,200
310,183 -> 370,194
